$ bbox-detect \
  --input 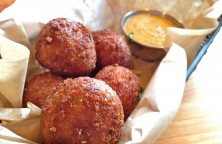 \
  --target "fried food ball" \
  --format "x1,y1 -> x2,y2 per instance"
35,18 -> 96,77
40,77 -> 124,144
23,72 -> 64,108
95,65 -> 139,119
92,29 -> 131,69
